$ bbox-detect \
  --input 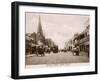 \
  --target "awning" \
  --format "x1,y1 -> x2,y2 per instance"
79,41 -> 89,45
